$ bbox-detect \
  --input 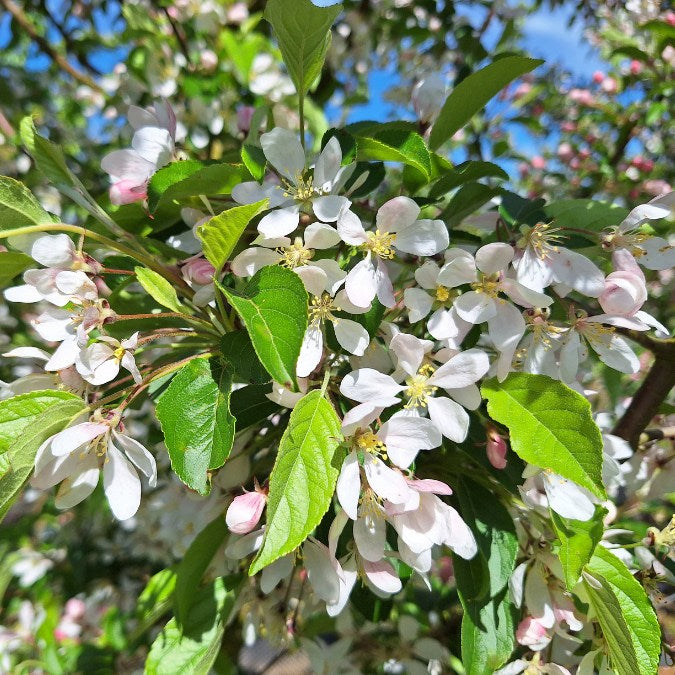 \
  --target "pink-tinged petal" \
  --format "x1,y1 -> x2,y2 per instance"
337,208 -> 368,245
362,559 -> 402,595
427,396 -> 469,442
297,323 -> 324,378
257,206 -> 300,238
312,196 -> 350,223
389,332 -> 426,376
336,452 -> 361,520
340,368 -> 402,406
51,423 -> 108,457
334,319 -> 369,357
599,271 -> 647,316
516,616 -> 551,651
341,402 -> 384,436
102,442 -> 142,520
260,128 -> 306,182
406,478 -> 452,495
354,512 -> 386,562
363,454 -> 413,504
375,259 -> 396,308
31,234 -> 76,268
303,539 -> 341,604
226,491 -> 267,534
231,247 -> 282,278
376,196 -> 420,233
113,431 -> 157,487
486,430 -> 508,469
475,242 -> 513,275
109,179 -> 147,205
345,257 -> 378,308
394,219 -> 448,256
429,348 -> 489,389
304,221 -> 341,249
453,291 -> 496,324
